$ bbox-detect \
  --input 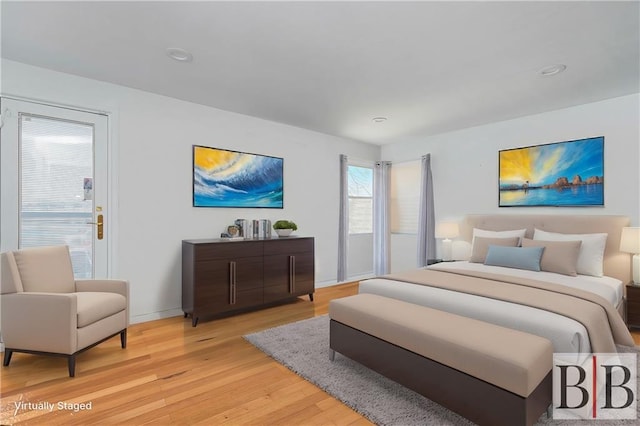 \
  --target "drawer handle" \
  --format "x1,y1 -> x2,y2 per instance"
229,261 -> 237,305
289,255 -> 296,293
